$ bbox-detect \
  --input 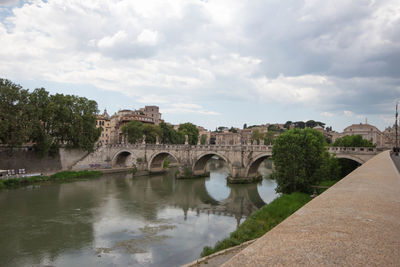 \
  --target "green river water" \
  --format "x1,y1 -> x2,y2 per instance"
0,162 -> 277,267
